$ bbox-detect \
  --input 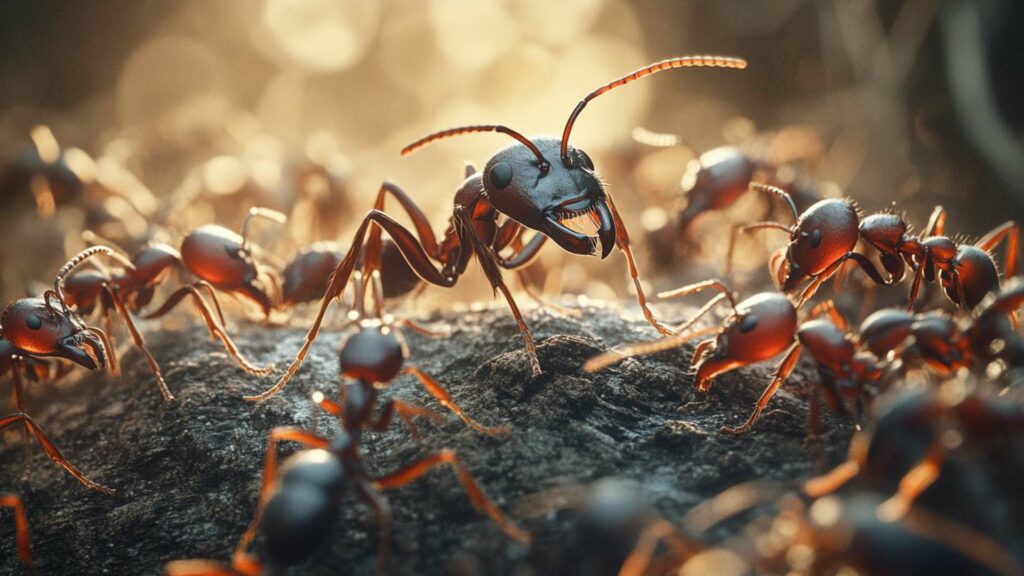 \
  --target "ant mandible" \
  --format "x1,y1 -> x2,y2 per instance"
1,493 -> 32,570
1,247 -> 119,494
167,274 -> 521,575
246,55 -> 747,401
586,280 -> 884,435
